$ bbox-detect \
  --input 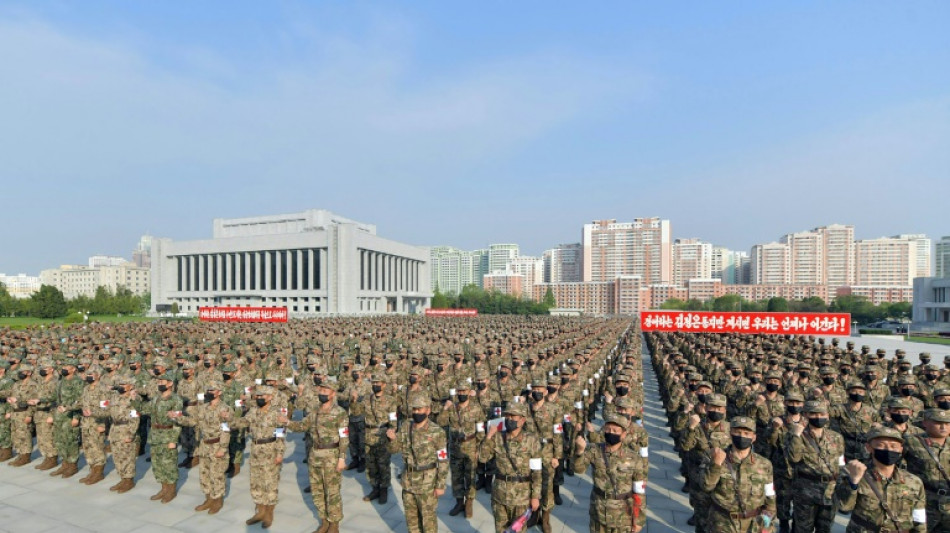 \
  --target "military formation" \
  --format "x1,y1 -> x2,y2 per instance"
0,315 -> 650,533
652,330 -> 950,532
